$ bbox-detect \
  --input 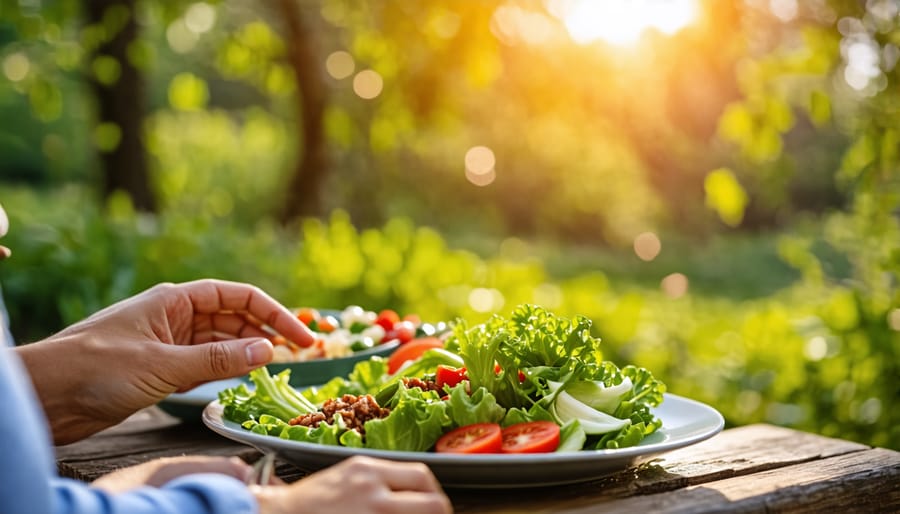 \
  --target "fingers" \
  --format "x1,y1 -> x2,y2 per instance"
166,337 -> 274,384
291,456 -> 452,514
93,456 -> 255,493
376,490 -> 454,514
192,312 -> 272,343
180,280 -> 315,348
357,458 -> 443,493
